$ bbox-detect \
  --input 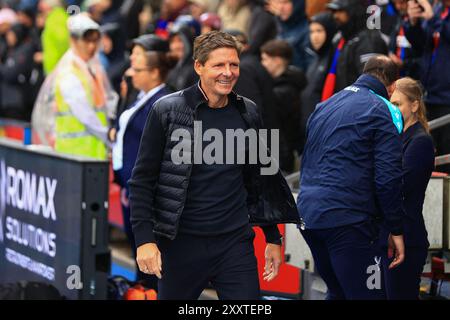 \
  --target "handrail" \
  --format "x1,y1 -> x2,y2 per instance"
435,154 -> 450,167
429,114 -> 450,131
